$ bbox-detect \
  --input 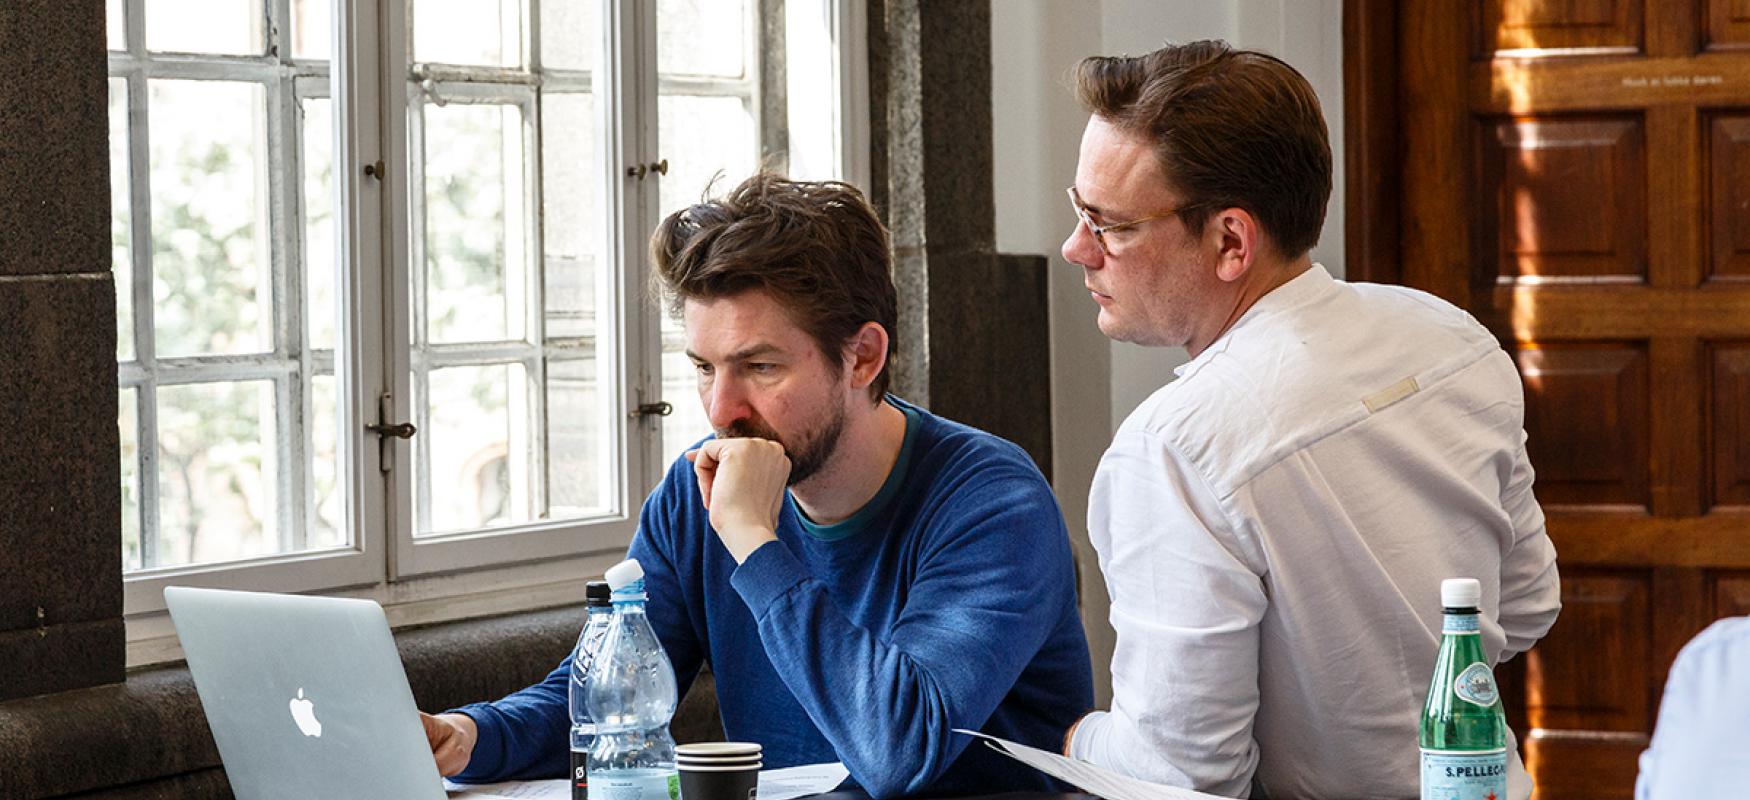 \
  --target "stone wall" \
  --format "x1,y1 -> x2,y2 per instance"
0,0 -> 125,703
